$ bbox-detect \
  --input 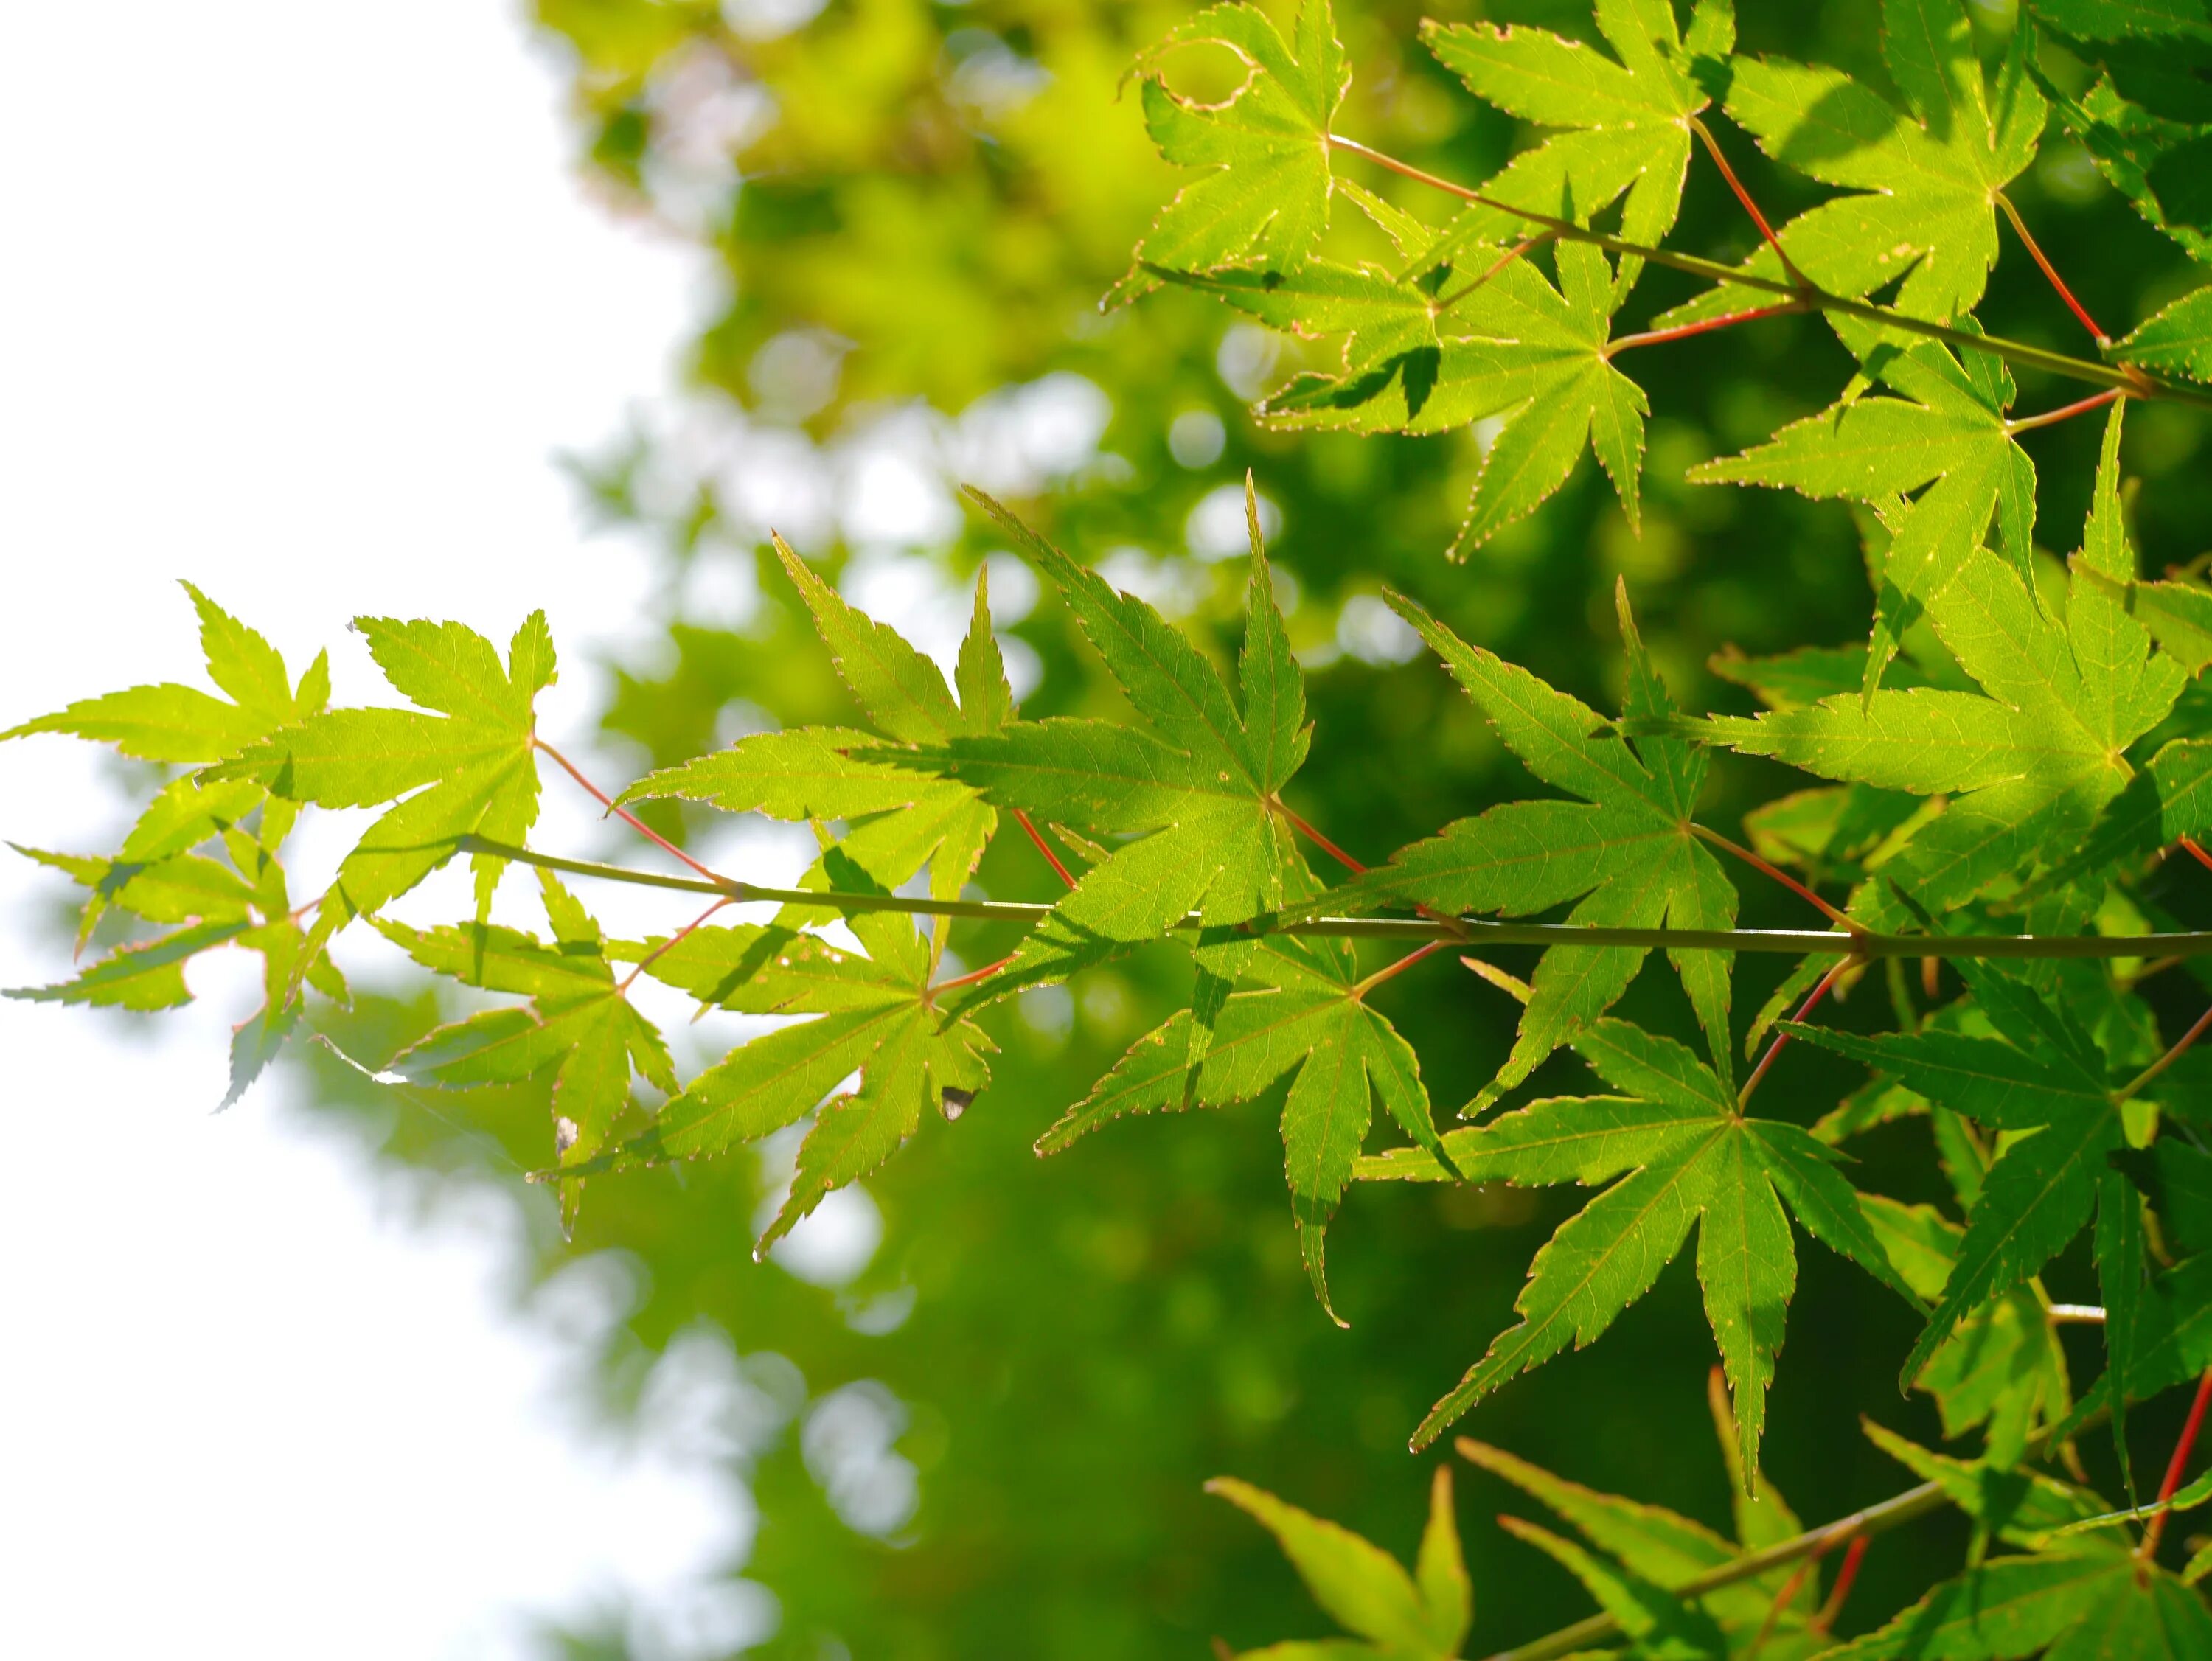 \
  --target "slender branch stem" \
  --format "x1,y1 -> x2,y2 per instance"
2006,387 -> 2124,436
1472,1402 -> 2108,1661
620,898 -> 731,992
1814,1536 -> 1869,1632
1741,956 -> 1853,1106
535,739 -> 728,885
457,837 -> 2212,960
1606,302 -> 1809,357
1996,191 -> 2108,346
1351,939 -> 1449,999
1274,799 -> 1366,876
1744,1546 -> 1825,1659
2049,1303 -> 2109,1324
1012,808 -> 1076,888
2181,837 -> 2212,874
1689,116 -> 1802,286
1692,823 -> 1857,930
2121,1002 -> 2212,1102
1436,232 -> 1555,313
2140,1368 -> 2212,1559
1324,135 -> 2212,410
929,953 -> 1018,999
